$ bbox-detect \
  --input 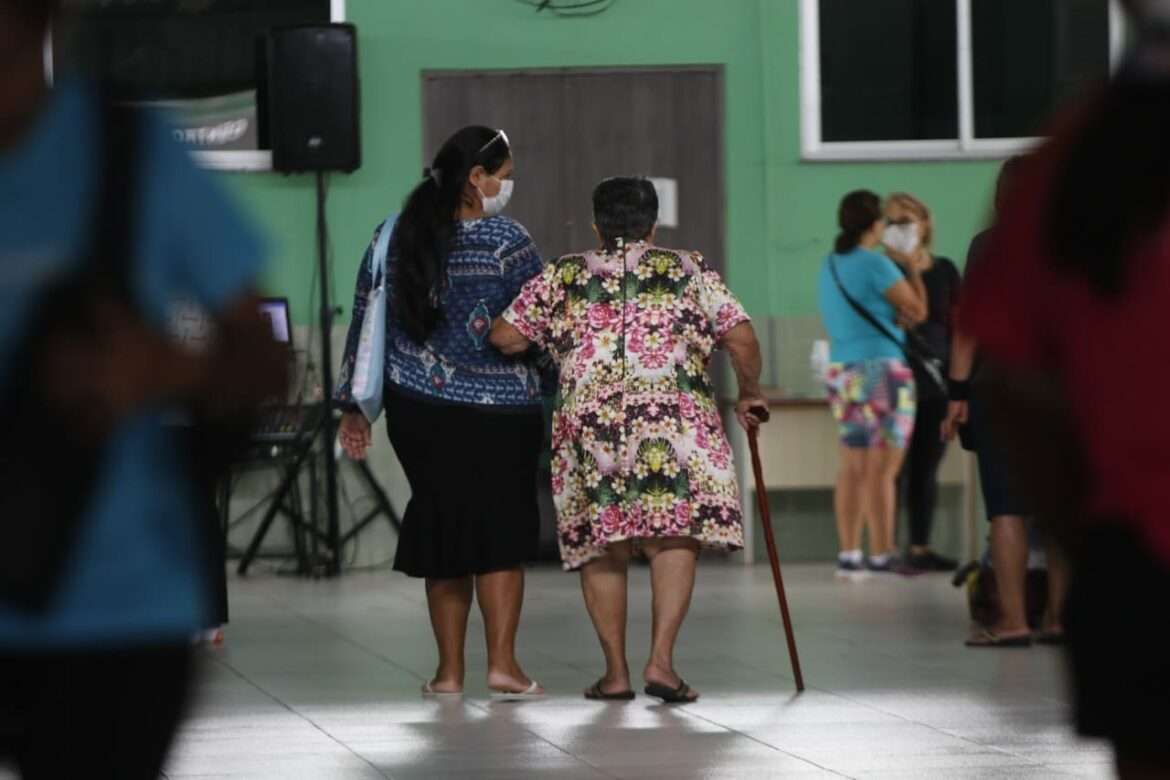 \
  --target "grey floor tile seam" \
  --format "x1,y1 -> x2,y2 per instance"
931,723 -> 1093,767
207,653 -> 397,780
706,651 -> 900,718
270,605 -> 433,684
256,583 -> 624,778
820,688 -> 1050,769
457,698 -> 624,780
743,615 -> 1066,701
721,603 -> 979,678
669,704 -> 857,779
690,650 -> 1048,775
707,649 -> 803,688
227,604 -> 623,780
